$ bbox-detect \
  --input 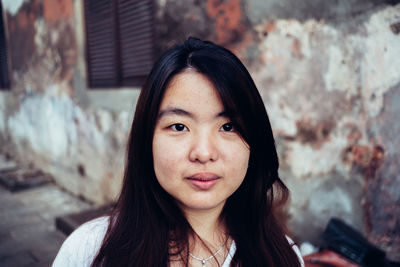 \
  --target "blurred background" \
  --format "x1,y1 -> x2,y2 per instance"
0,0 -> 399,265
